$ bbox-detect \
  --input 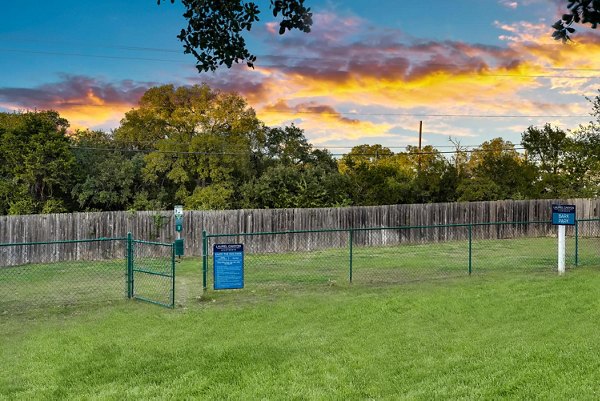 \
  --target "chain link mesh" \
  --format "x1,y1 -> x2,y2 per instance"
2,220 -> 598,311
470,222 -> 576,274
205,220 -> 600,289
0,239 -> 126,312
131,240 -> 174,308
574,220 -> 600,267
352,226 -> 470,283
206,230 -> 349,288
